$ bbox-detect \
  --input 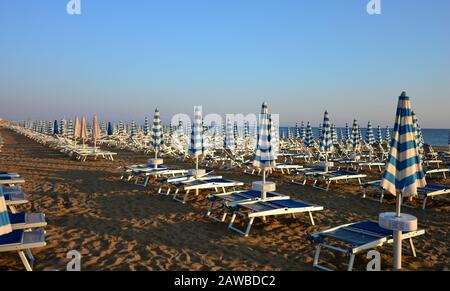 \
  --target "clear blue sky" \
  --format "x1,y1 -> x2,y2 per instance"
0,0 -> 449,128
